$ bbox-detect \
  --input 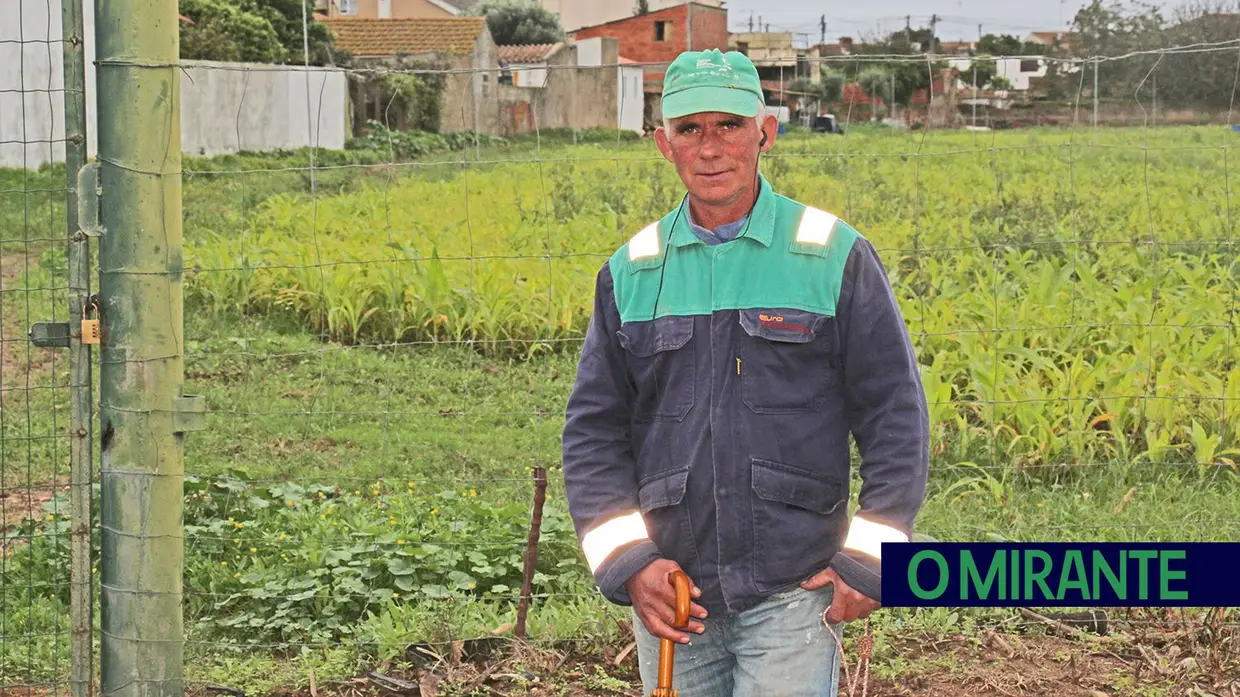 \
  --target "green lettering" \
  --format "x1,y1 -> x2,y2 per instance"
1092,550 -> 1126,600
1130,550 -> 1157,600
1057,550 -> 1090,601
962,550 -> 1005,600
1024,550 -> 1054,600
909,550 -> 949,599
1159,550 -> 1188,601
